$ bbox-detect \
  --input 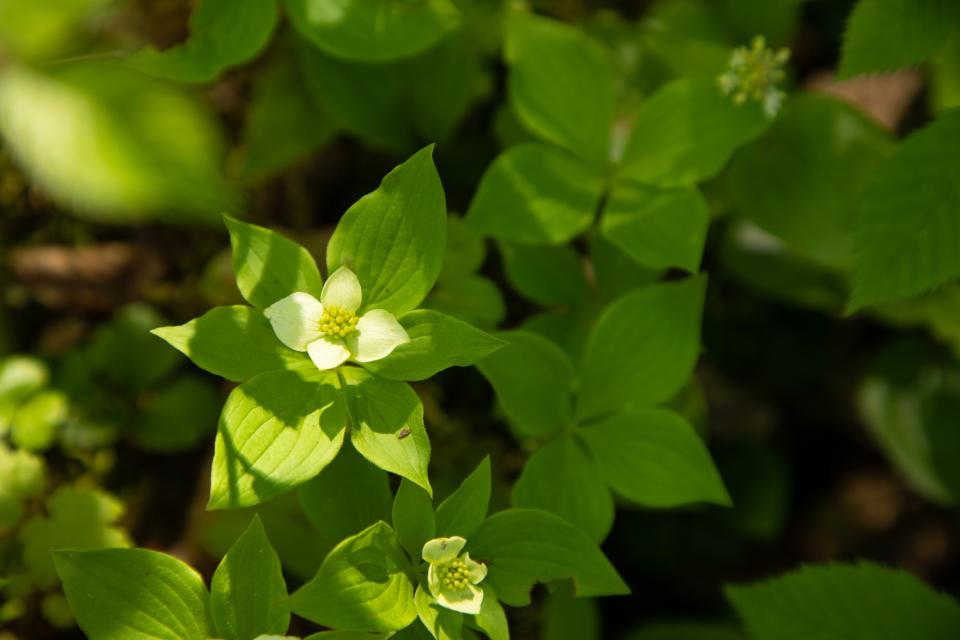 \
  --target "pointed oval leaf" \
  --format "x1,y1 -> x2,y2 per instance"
468,508 -> 629,607
577,409 -> 730,508
54,548 -> 210,640
211,515 -> 290,640
290,522 -> 417,632
326,146 -> 447,316
210,369 -> 347,509
152,305 -> 311,383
